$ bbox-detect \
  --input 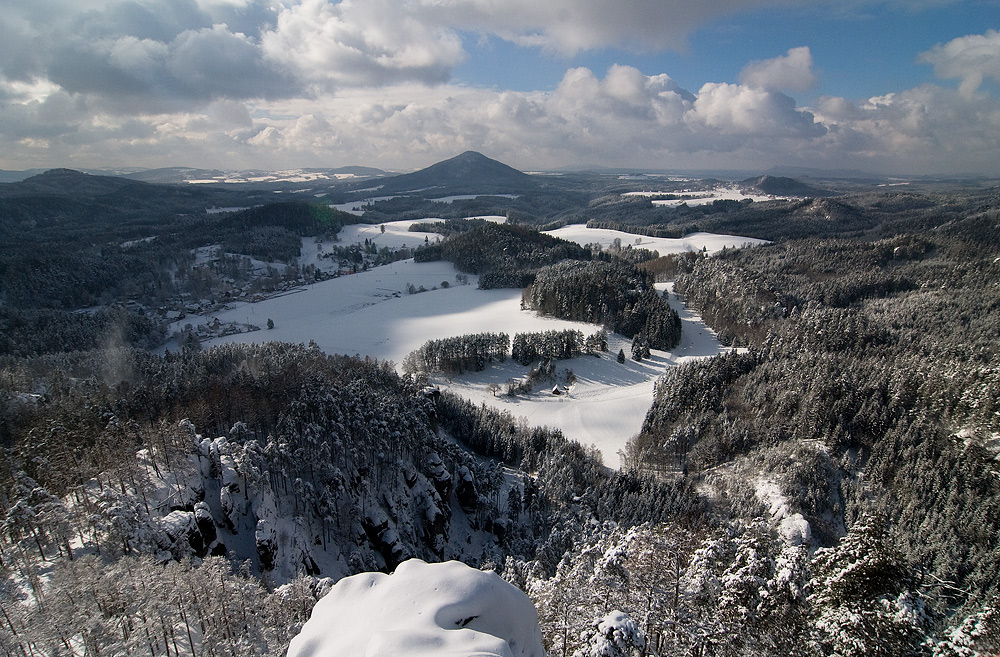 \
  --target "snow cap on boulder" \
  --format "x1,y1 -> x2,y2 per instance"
286,558 -> 545,657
